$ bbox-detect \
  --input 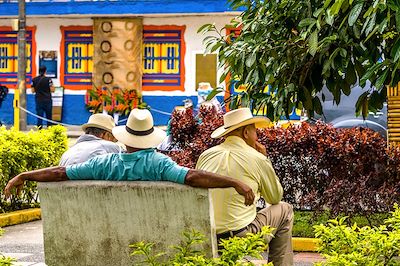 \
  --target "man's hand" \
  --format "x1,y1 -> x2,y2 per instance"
234,182 -> 255,206
255,141 -> 267,156
4,175 -> 25,199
